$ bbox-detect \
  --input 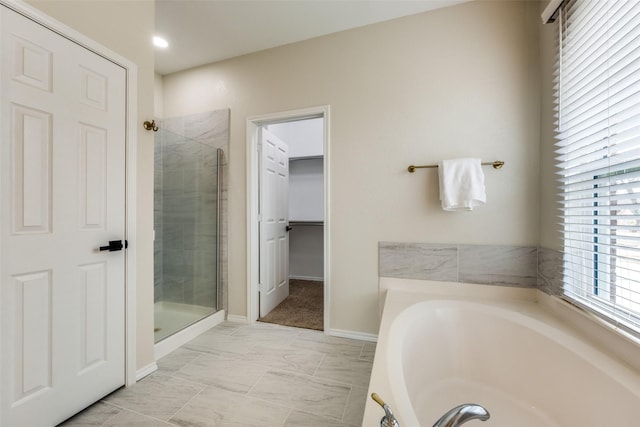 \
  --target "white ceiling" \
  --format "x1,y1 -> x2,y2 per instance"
155,0 -> 470,75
